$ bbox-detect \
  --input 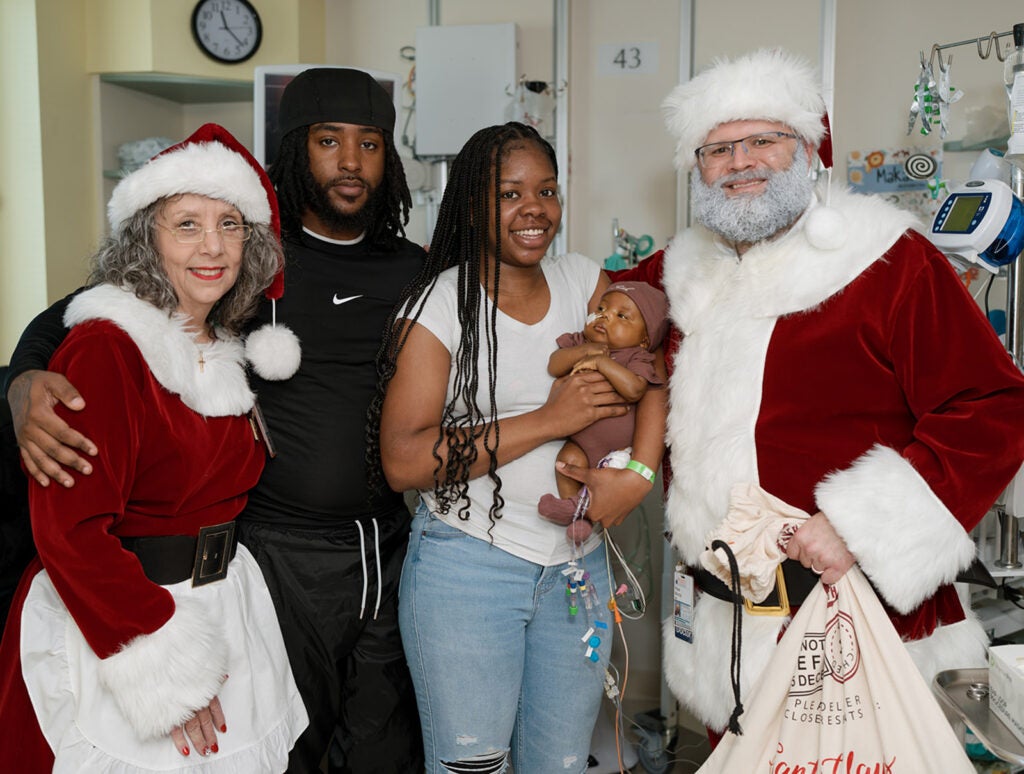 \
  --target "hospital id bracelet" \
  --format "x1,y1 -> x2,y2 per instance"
626,459 -> 656,483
